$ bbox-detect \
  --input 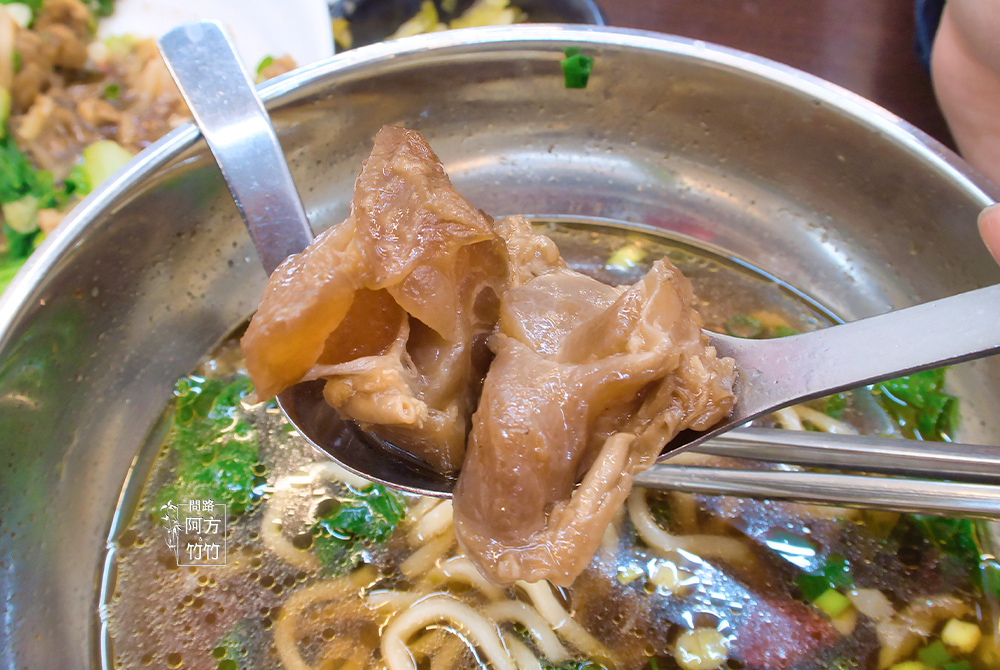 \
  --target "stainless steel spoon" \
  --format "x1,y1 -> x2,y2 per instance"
158,21 -> 1000,499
